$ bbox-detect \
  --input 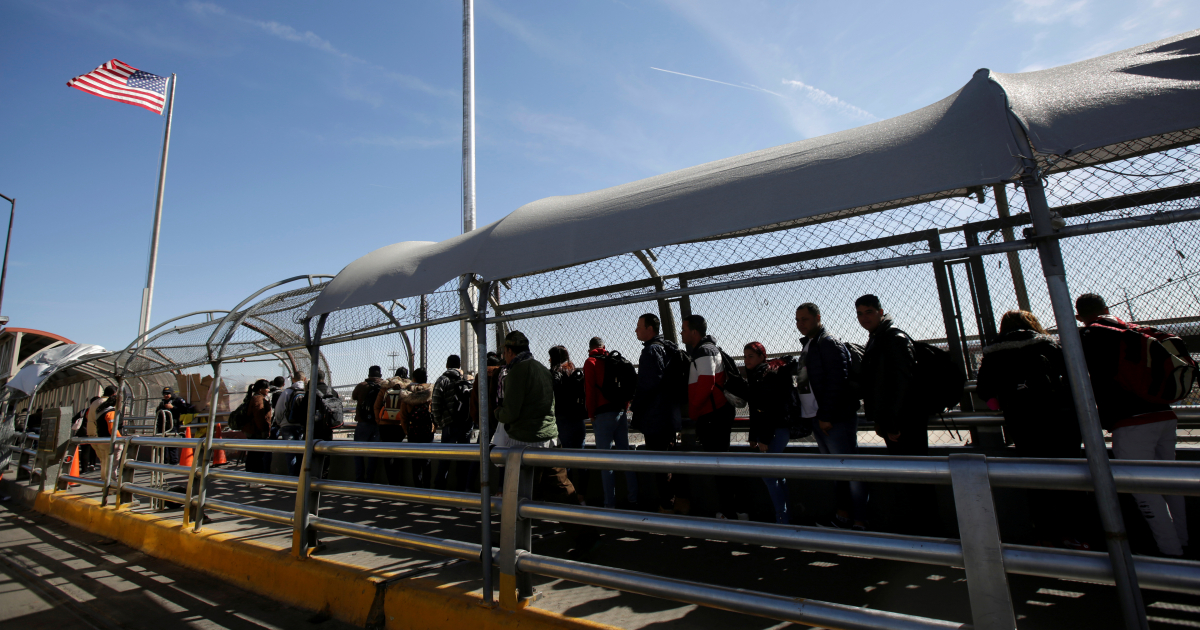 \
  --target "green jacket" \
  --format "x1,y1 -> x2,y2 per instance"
498,356 -> 558,443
